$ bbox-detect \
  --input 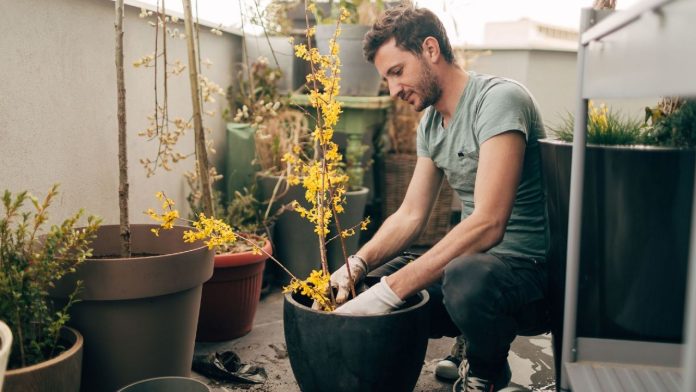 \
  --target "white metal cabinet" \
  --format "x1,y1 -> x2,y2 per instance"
561,1 -> 696,391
